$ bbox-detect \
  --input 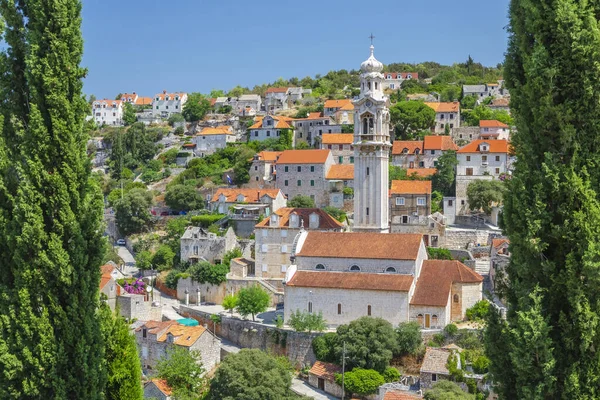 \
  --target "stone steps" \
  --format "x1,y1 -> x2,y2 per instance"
474,260 -> 490,275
